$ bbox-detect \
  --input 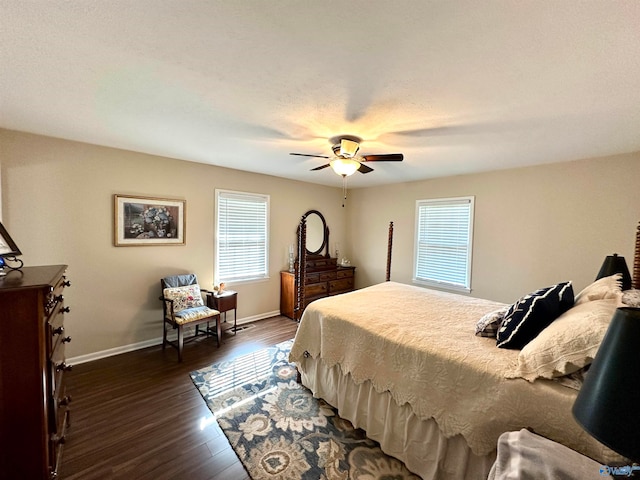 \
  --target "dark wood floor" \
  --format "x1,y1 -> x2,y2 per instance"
59,316 -> 299,480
